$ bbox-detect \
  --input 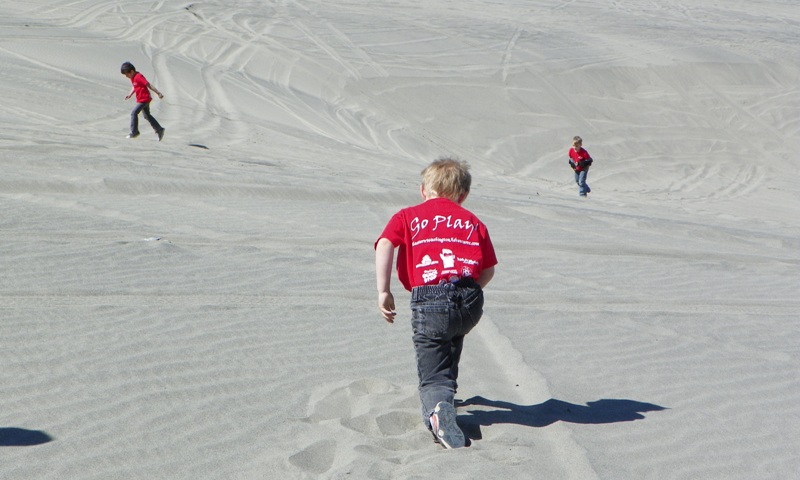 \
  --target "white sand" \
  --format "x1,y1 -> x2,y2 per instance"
1,1 -> 798,478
